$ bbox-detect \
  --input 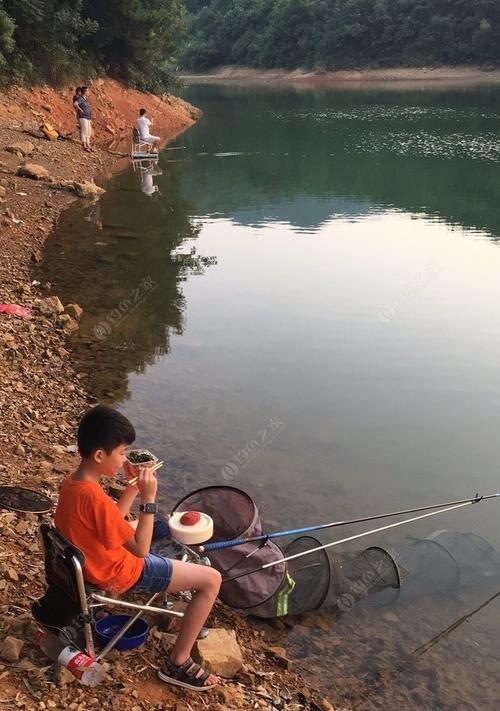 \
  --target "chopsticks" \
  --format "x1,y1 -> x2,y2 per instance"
128,460 -> 164,487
